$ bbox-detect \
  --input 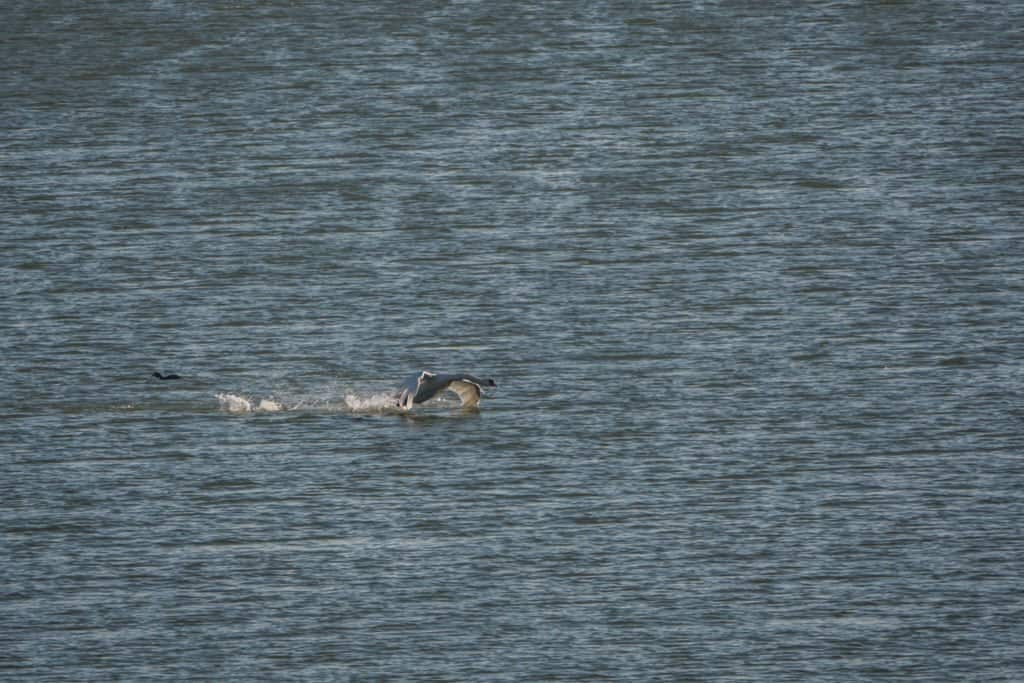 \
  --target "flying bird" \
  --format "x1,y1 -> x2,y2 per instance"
395,371 -> 496,410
